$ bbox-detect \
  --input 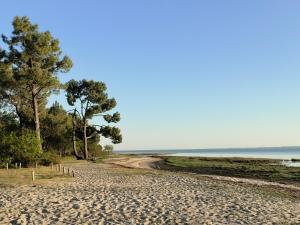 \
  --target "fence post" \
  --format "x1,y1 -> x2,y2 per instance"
15,163 -> 17,169
62,167 -> 65,174
72,171 -> 75,177
32,170 -> 35,182
19,163 -> 21,169
59,164 -> 62,172
35,162 -> 38,168
6,163 -> 8,170
68,168 -> 70,176
51,163 -> 53,169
